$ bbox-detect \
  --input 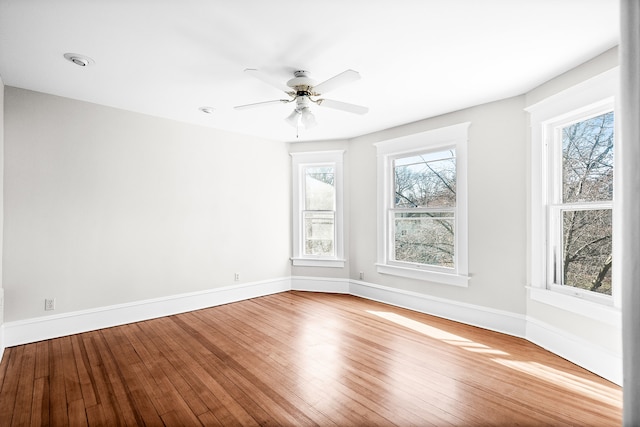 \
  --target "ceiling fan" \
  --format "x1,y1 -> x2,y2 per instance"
234,69 -> 369,133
